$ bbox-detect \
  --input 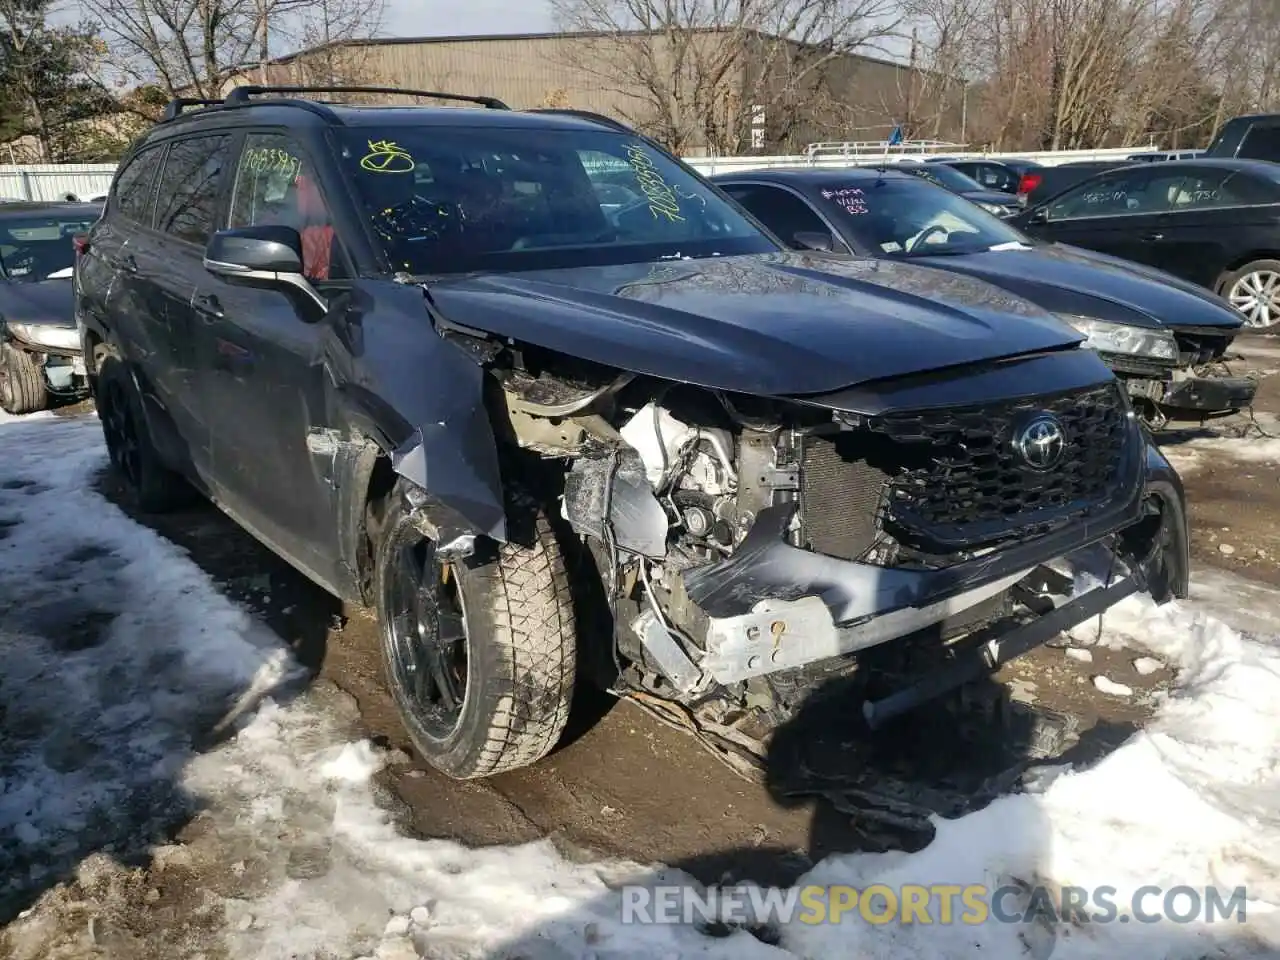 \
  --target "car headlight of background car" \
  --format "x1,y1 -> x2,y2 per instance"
978,201 -> 1008,216
4,321 -> 81,352
1055,315 -> 1179,361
